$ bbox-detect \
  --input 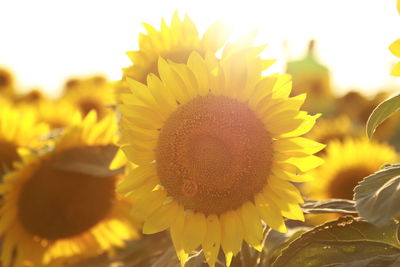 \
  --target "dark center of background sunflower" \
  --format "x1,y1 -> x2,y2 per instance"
17,151 -> 115,240
328,166 -> 373,199
156,95 -> 272,215
0,71 -> 11,89
78,98 -> 106,119
0,141 -> 19,175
